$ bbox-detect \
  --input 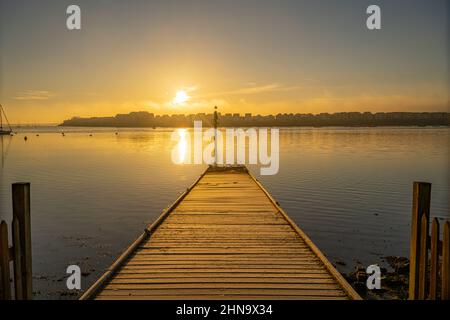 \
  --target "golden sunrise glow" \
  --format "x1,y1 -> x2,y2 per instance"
2,1 -> 448,124
173,90 -> 189,106
174,128 -> 189,164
